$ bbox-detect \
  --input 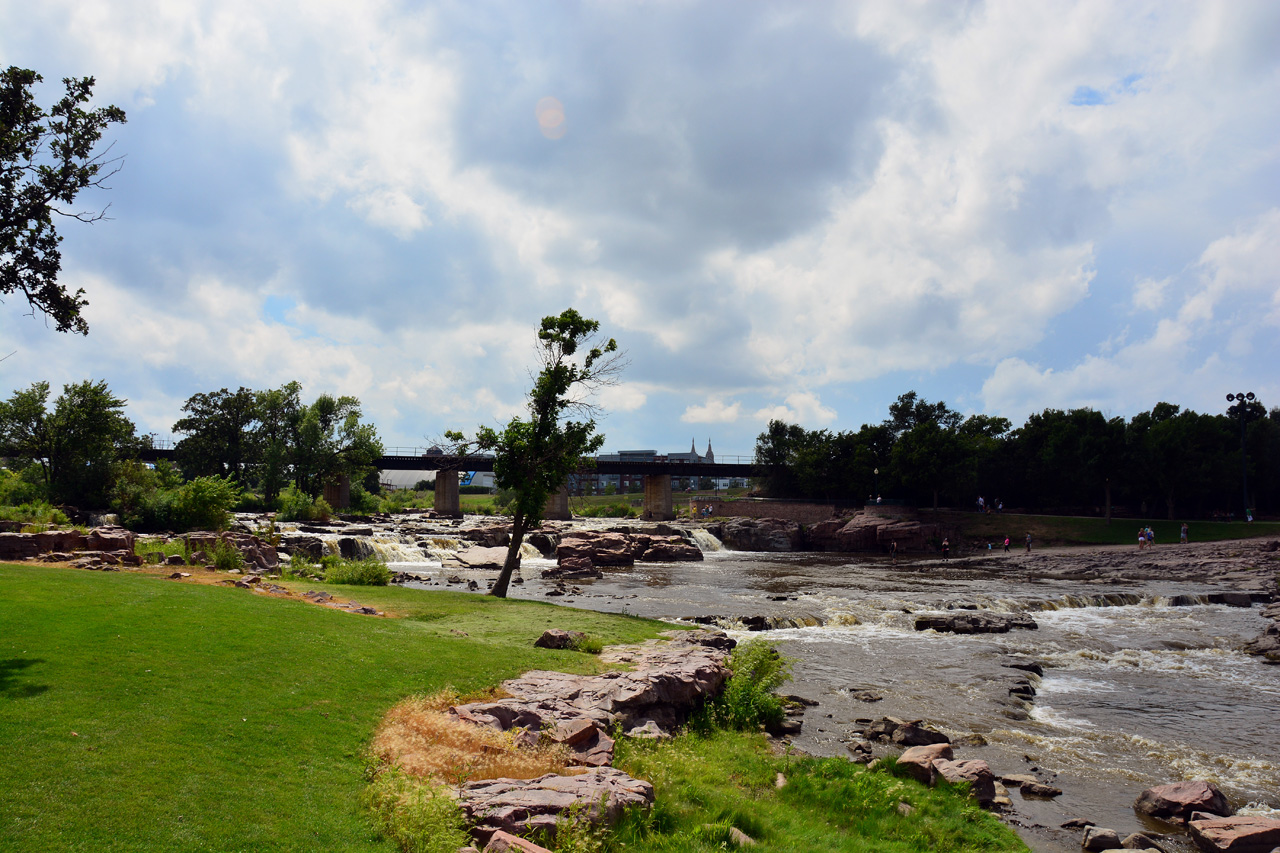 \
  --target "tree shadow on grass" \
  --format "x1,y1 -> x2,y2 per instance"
0,658 -> 49,699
